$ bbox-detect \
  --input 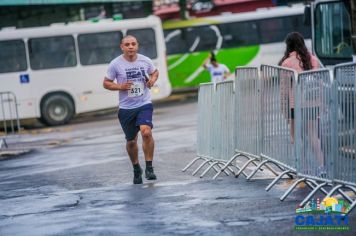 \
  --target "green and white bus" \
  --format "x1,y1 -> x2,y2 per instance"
163,4 -> 311,89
